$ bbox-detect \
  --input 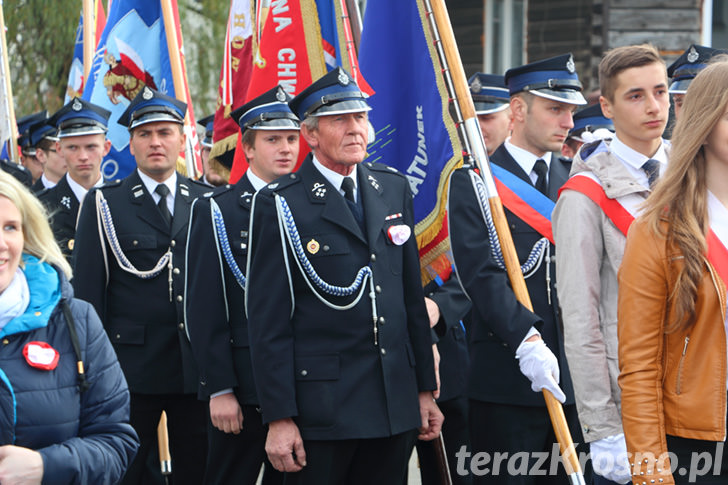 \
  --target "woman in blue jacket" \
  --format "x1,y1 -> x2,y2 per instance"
0,170 -> 138,484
